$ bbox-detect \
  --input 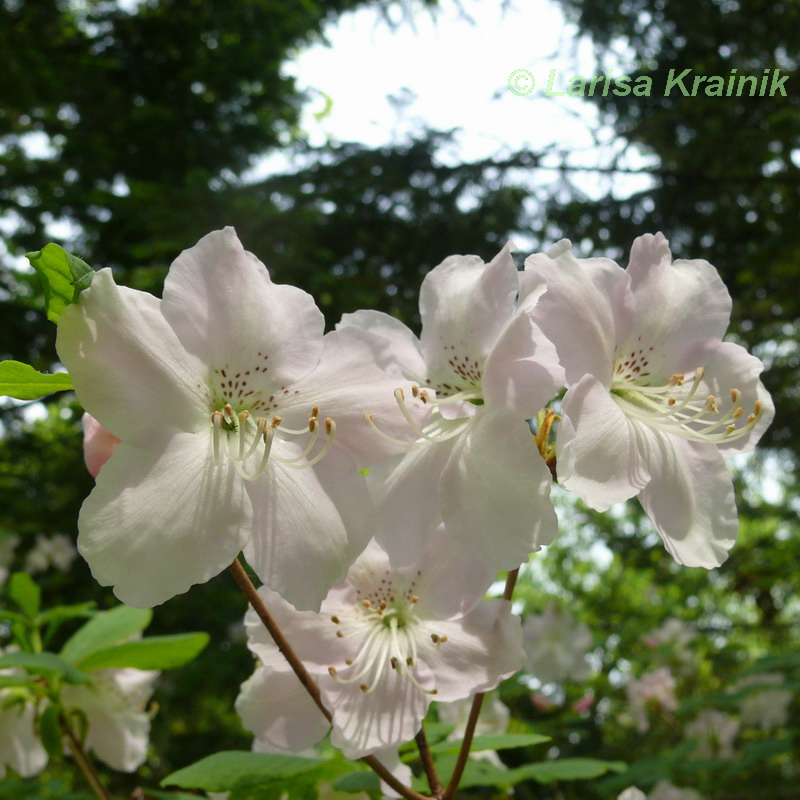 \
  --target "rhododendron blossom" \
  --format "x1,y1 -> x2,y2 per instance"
626,667 -> 678,732
524,233 -> 774,567
237,531 -> 523,758
735,673 -> 793,730
340,244 -> 563,569
0,692 -> 48,779
685,709 -> 739,759
522,603 -> 593,684
57,228 -> 412,610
